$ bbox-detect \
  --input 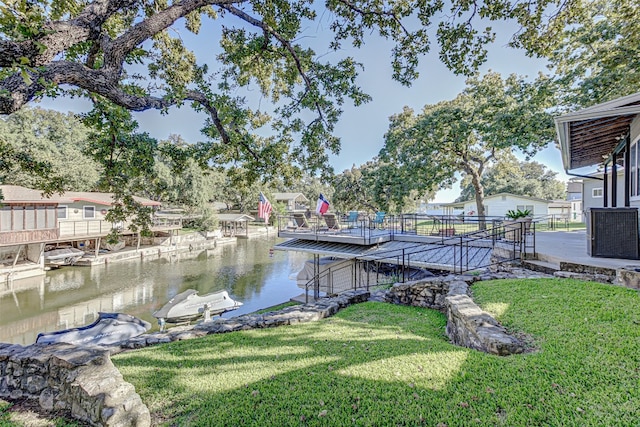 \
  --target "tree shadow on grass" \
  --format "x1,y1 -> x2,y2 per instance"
114,280 -> 640,426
